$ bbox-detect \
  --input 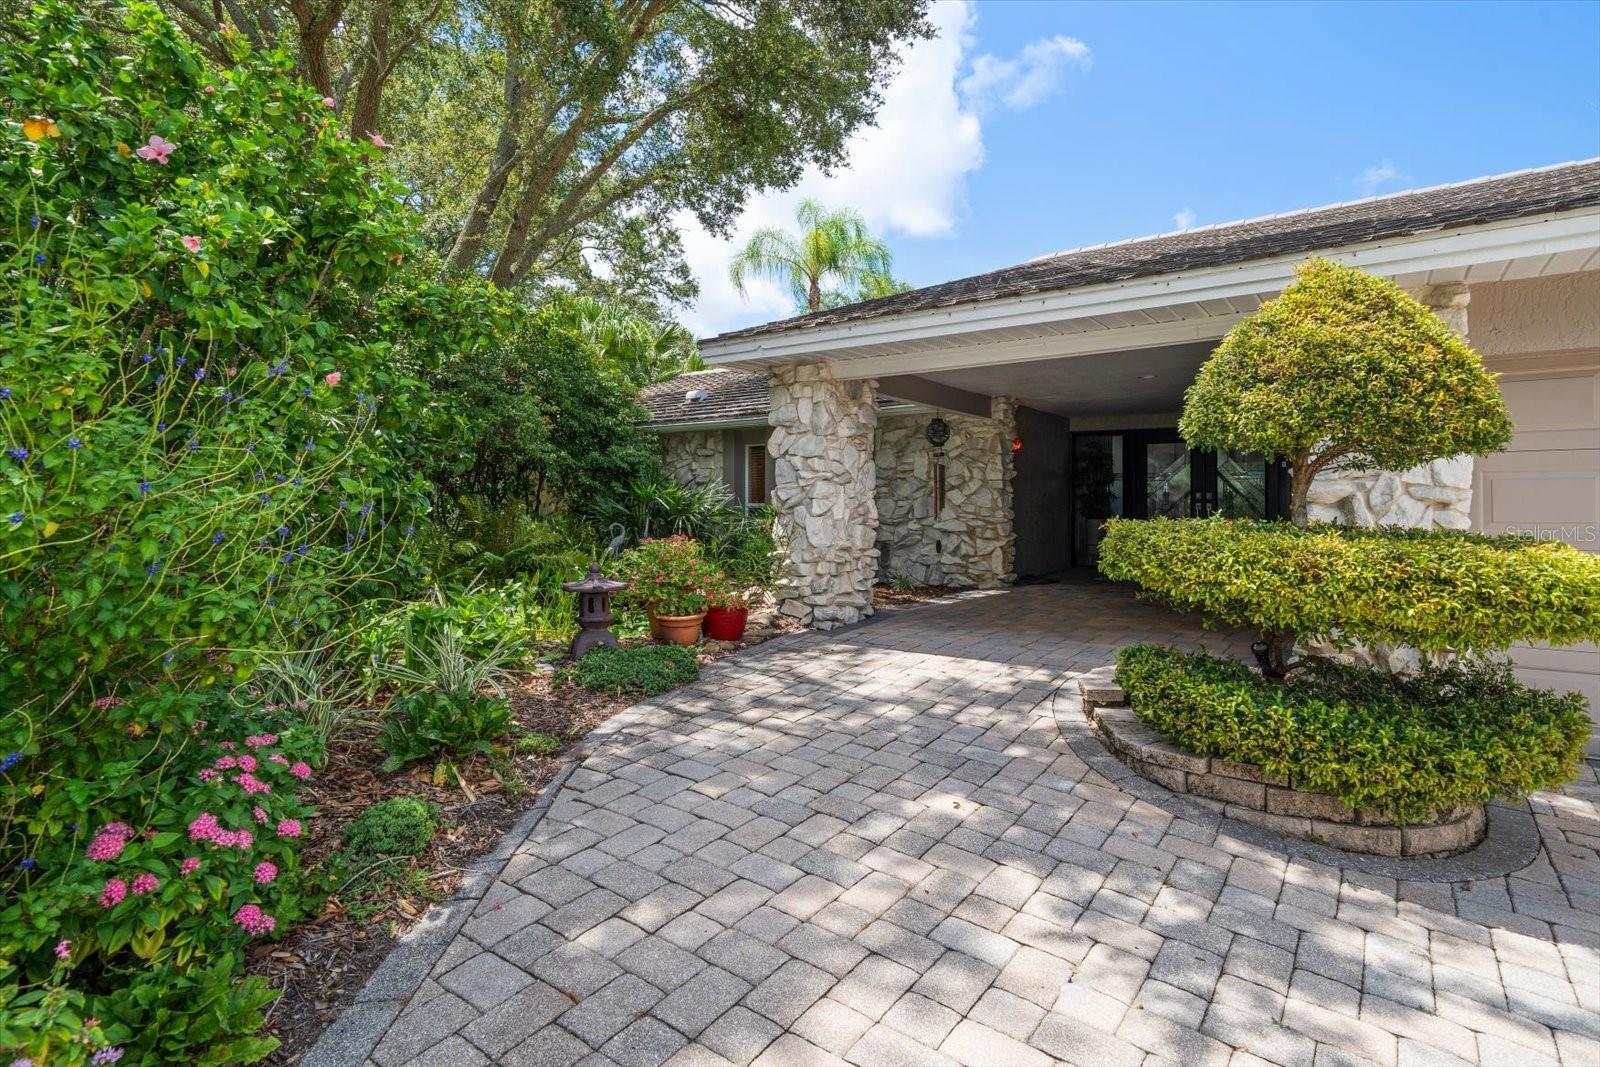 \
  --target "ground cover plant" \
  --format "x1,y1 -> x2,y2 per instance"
557,644 -> 701,697
1116,645 -> 1590,824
